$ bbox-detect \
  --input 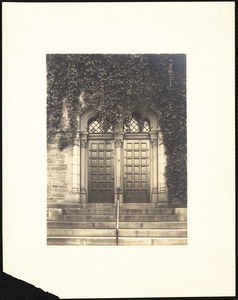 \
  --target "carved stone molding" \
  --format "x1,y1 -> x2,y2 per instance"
73,133 -> 80,146
69,148 -> 74,156
151,138 -> 158,147
114,120 -> 123,133
158,130 -> 163,143
73,139 -> 80,147
115,139 -> 123,148
81,139 -> 88,148
152,187 -> 158,194
75,130 -> 80,139
73,142 -> 80,147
